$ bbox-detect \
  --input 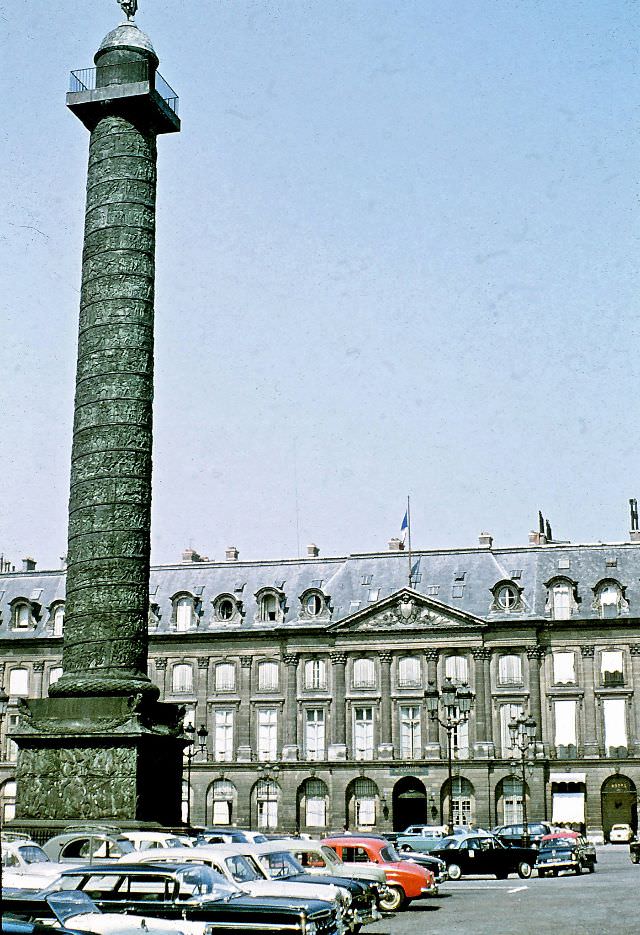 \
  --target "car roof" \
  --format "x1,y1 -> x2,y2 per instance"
61,862 -> 198,875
